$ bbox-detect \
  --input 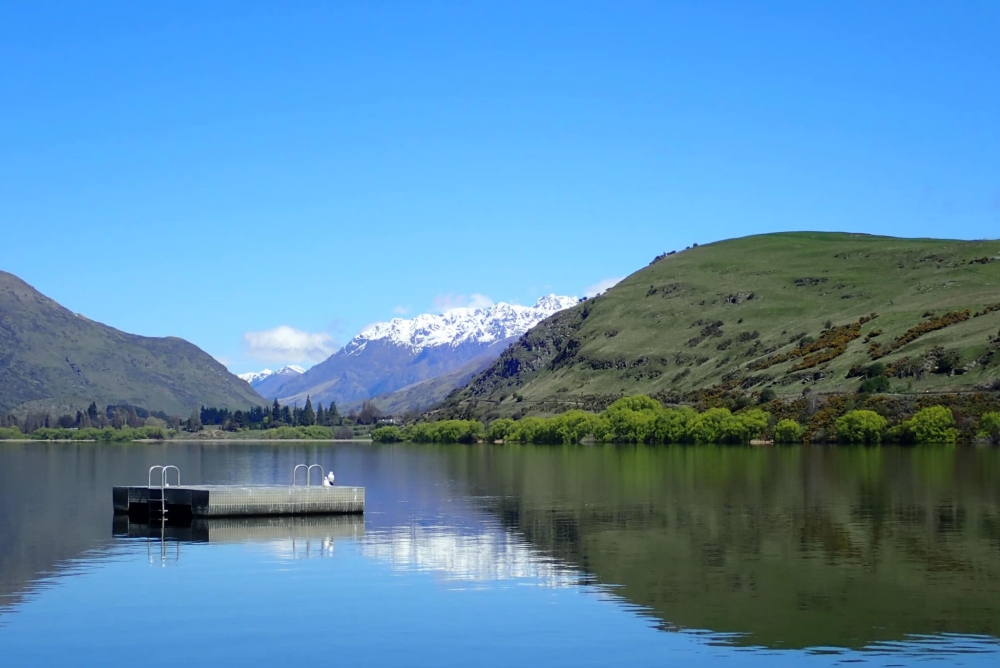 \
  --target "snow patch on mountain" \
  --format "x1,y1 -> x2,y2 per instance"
238,365 -> 305,387
345,295 -> 578,356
